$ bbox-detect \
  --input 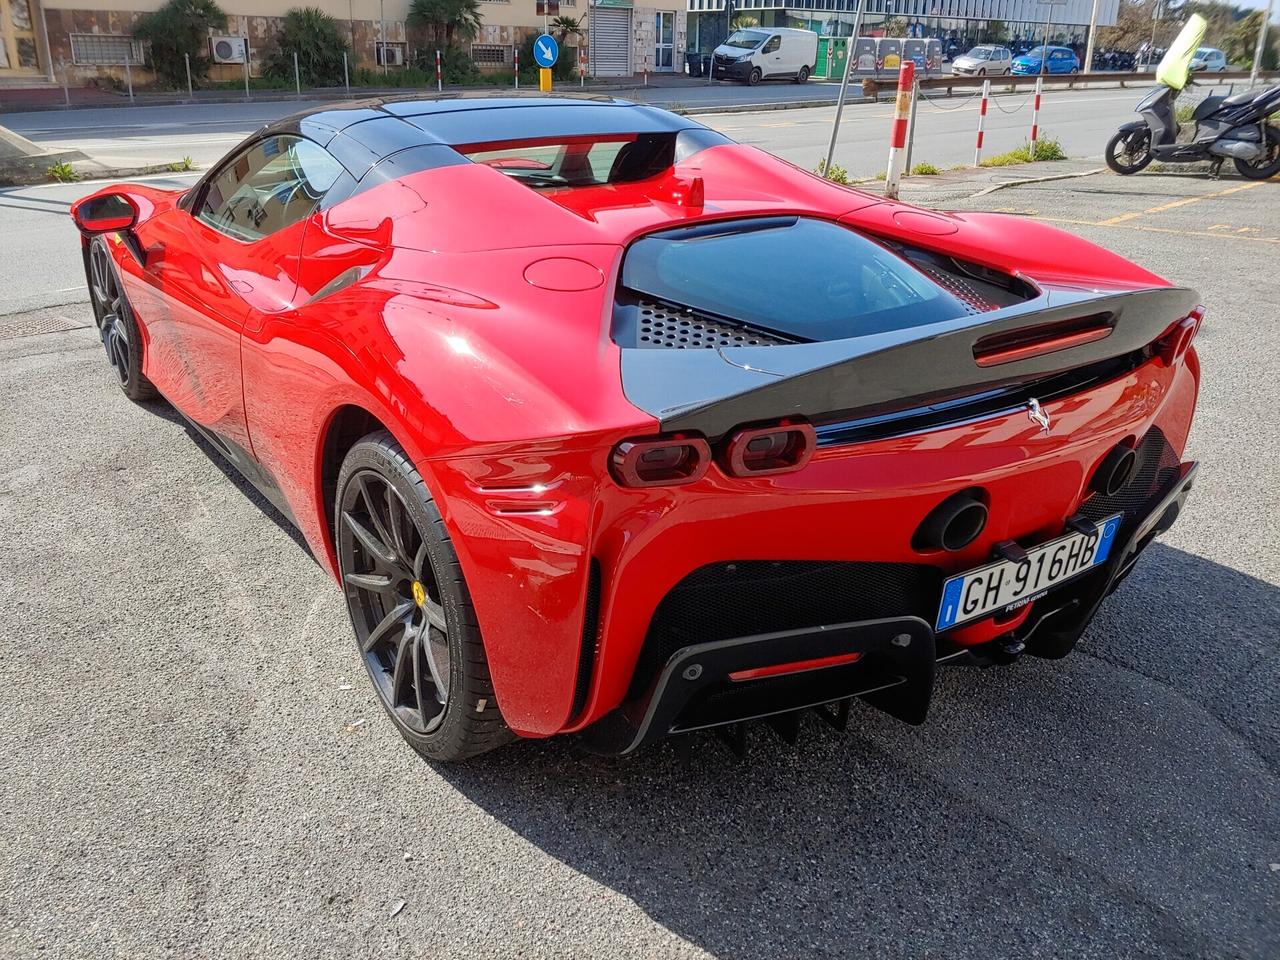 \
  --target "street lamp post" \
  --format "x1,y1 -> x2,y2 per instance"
380,0 -> 387,75
1251,0 -> 1275,87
